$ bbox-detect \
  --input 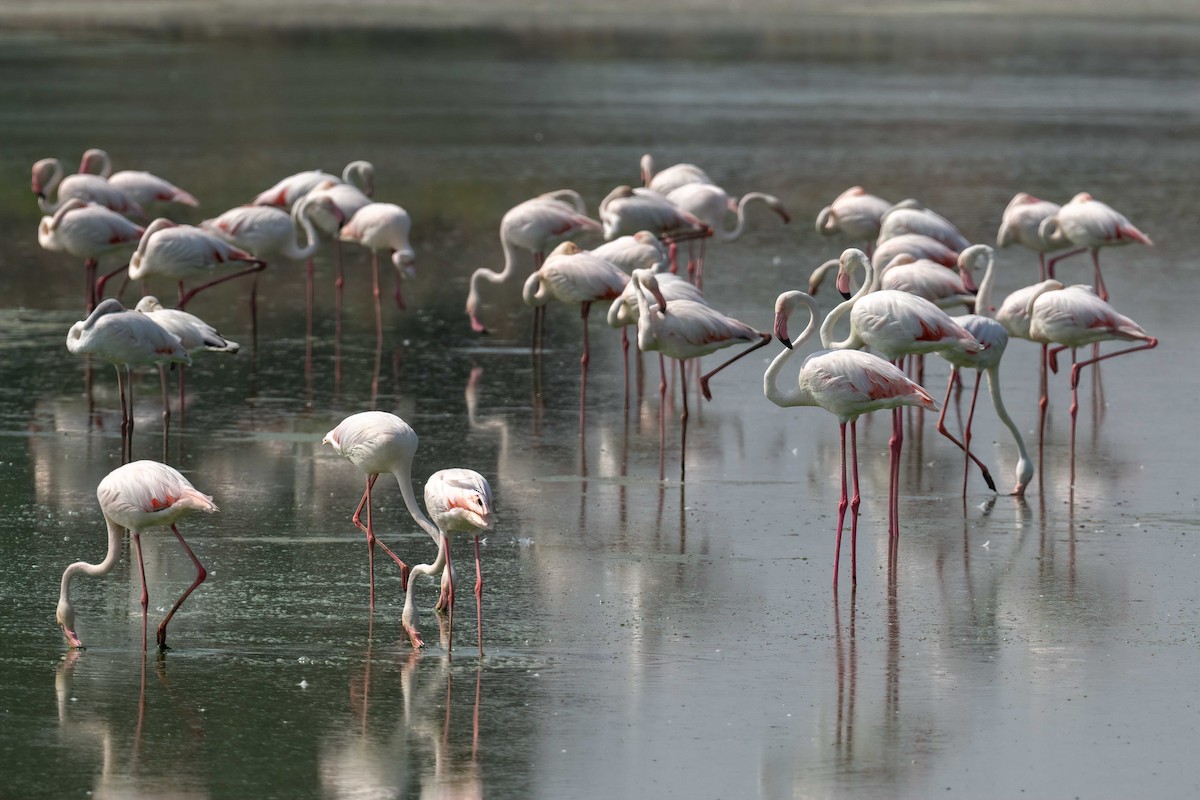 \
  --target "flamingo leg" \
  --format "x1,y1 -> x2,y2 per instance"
474,532 -> 483,658
679,358 -> 690,482
156,524 -> 207,650
94,261 -> 127,306
698,332 -> 773,400
352,475 -> 410,594
887,406 -> 900,540
834,421 -> 848,591
84,258 -> 97,312
177,261 -> 267,310
115,365 -> 130,464
850,419 -> 861,587
621,327 -> 630,414
1037,252 -> 1046,283
1046,247 -> 1086,280
250,275 -> 259,351
159,365 -> 171,461
1038,343 -> 1049,480
305,257 -> 314,383
1069,348 -> 1080,485
445,538 -> 456,653
1091,249 -> 1108,302
579,301 -> 591,438
935,369 -> 996,494
658,353 -> 668,482
133,531 -> 149,652
963,371 -> 983,497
